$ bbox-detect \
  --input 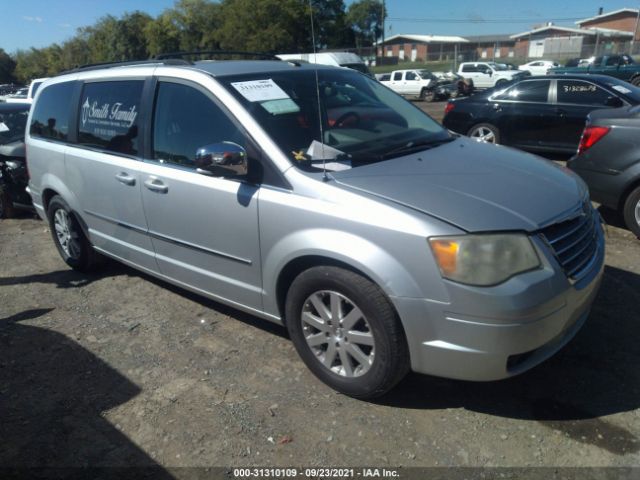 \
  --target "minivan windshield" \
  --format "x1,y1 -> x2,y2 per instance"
219,68 -> 450,171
